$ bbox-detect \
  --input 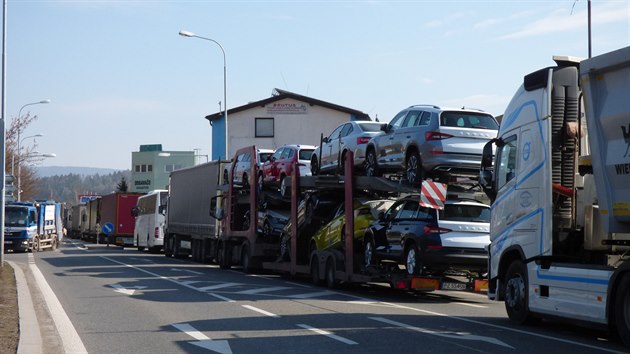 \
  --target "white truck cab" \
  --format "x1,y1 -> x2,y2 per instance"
479,46 -> 630,347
